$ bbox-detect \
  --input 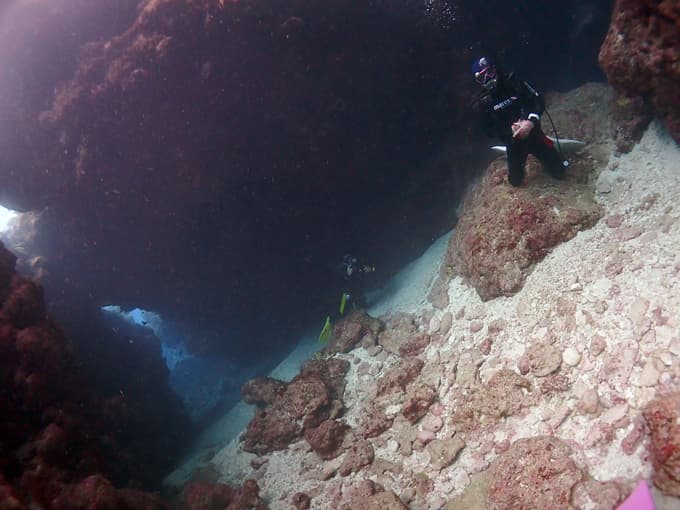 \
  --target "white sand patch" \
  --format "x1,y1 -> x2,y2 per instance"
367,230 -> 452,317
